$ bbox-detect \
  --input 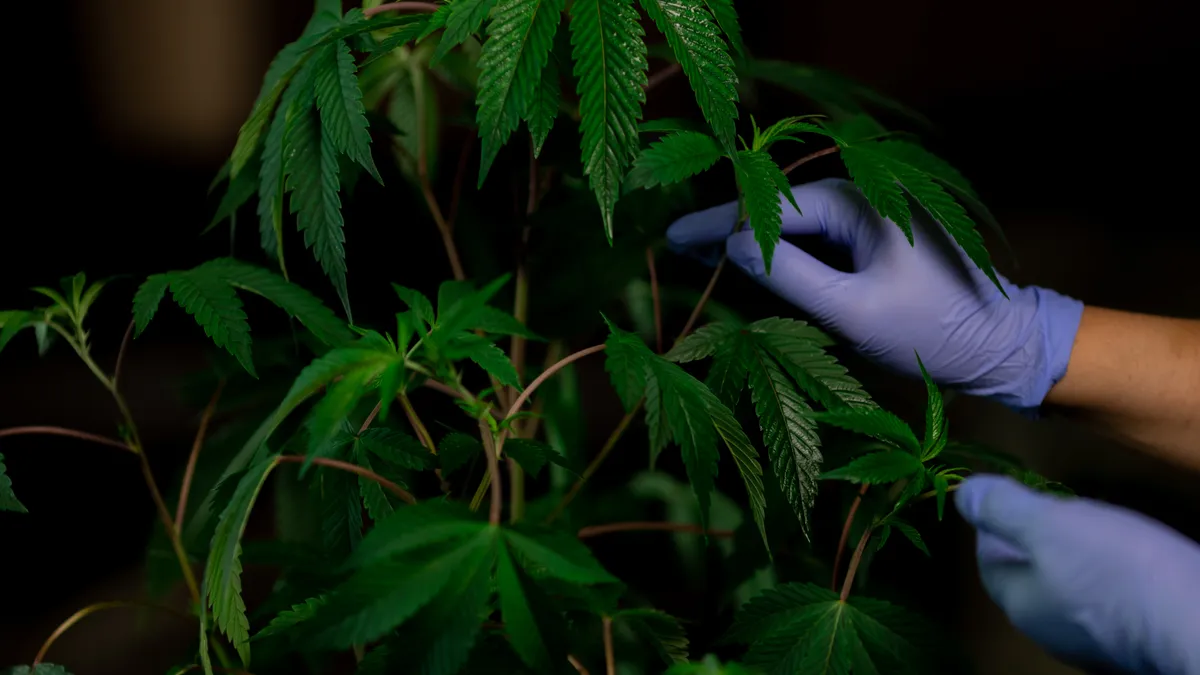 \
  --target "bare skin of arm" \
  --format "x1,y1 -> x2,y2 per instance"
1045,306 -> 1200,469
